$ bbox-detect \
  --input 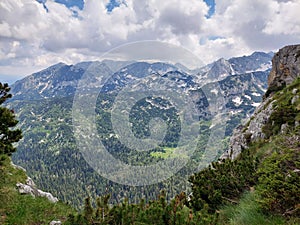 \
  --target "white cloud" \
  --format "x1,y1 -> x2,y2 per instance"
0,0 -> 299,83
263,0 -> 300,35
